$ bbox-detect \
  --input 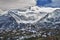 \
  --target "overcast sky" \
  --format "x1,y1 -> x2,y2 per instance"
0,0 -> 36,10
0,0 -> 60,11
